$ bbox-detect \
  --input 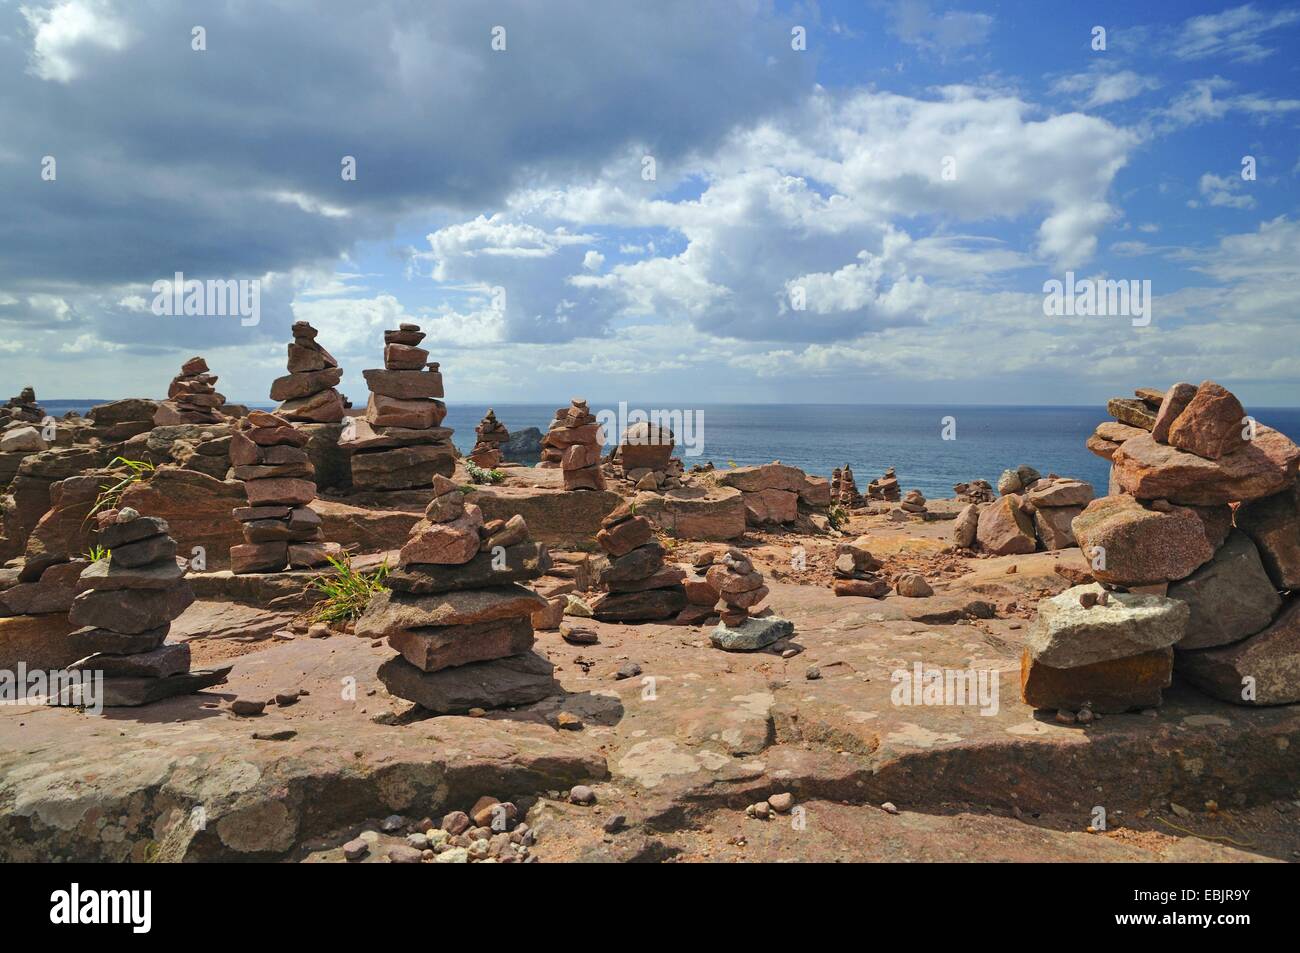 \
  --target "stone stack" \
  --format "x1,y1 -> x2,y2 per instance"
899,489 -> 928,516
66,508 -> 229,706
1023,380 -> 1300,712
229,410 -> 338,573
831,537 -> 889,598
708,548 -> 792,651
955,473 -> 1094,554
344,324 -> 456,490
270,320 -> 345,423
613,422 -> 680,490
356,475 -> 557,715
154,357 -> 225,426
953,479 -> 994,503
468,409 -> 509,469
541,399 -> 605,490
831,465 -> 860,506
866,467 -> 900,502
590,502 -> 687,622
1,387 -> 44,425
